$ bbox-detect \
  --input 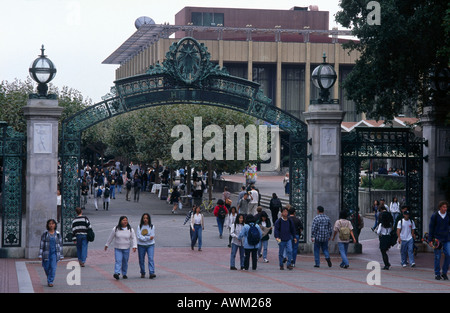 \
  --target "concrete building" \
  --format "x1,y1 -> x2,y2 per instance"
103,6 -> 364,124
